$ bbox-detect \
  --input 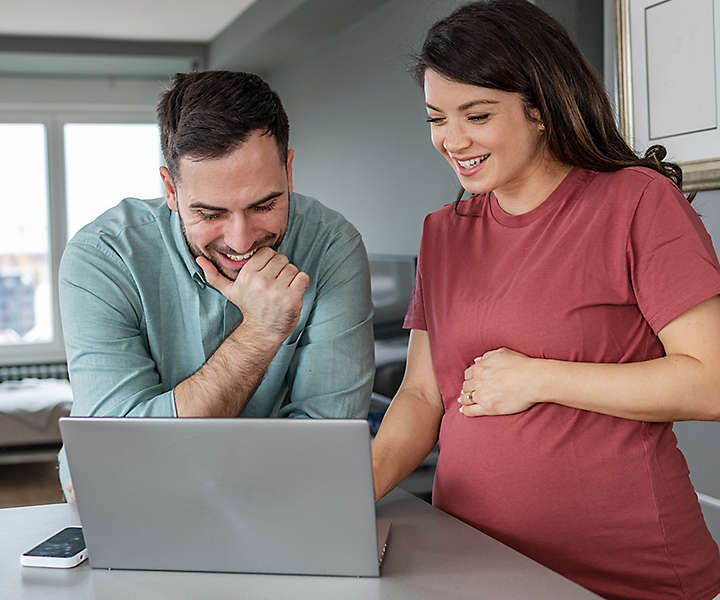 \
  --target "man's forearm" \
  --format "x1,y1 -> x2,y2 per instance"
535,354 -> 720,422
174,321 -> 284,417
